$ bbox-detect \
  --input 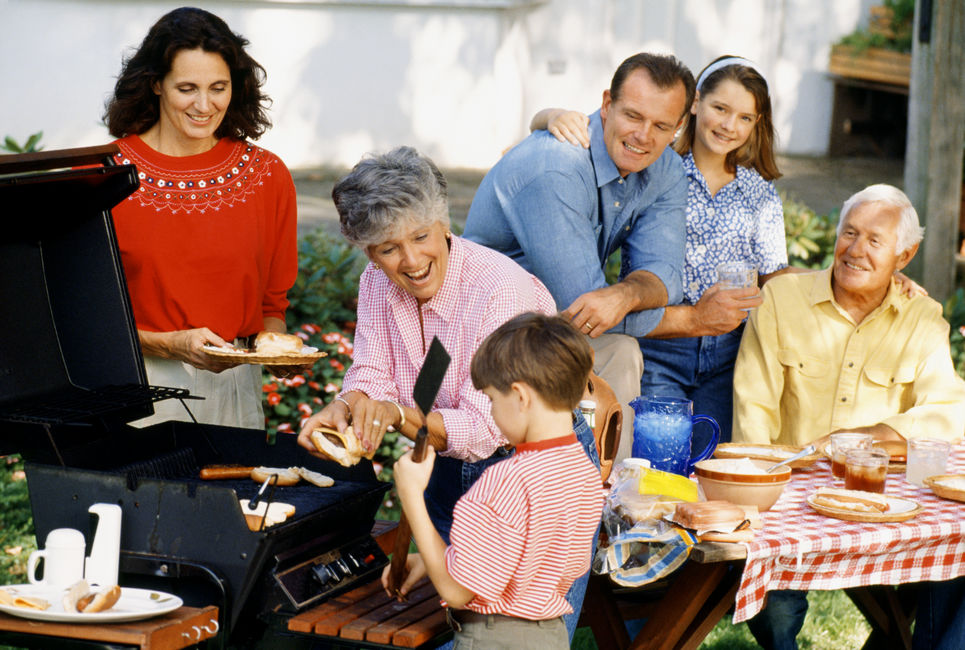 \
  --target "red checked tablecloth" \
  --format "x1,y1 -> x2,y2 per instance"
732,444 -> 965,623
